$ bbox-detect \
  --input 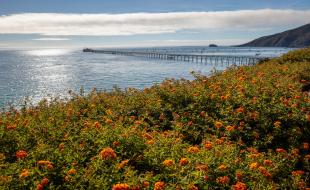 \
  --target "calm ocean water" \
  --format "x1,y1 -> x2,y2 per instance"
0,47 -> 292,108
